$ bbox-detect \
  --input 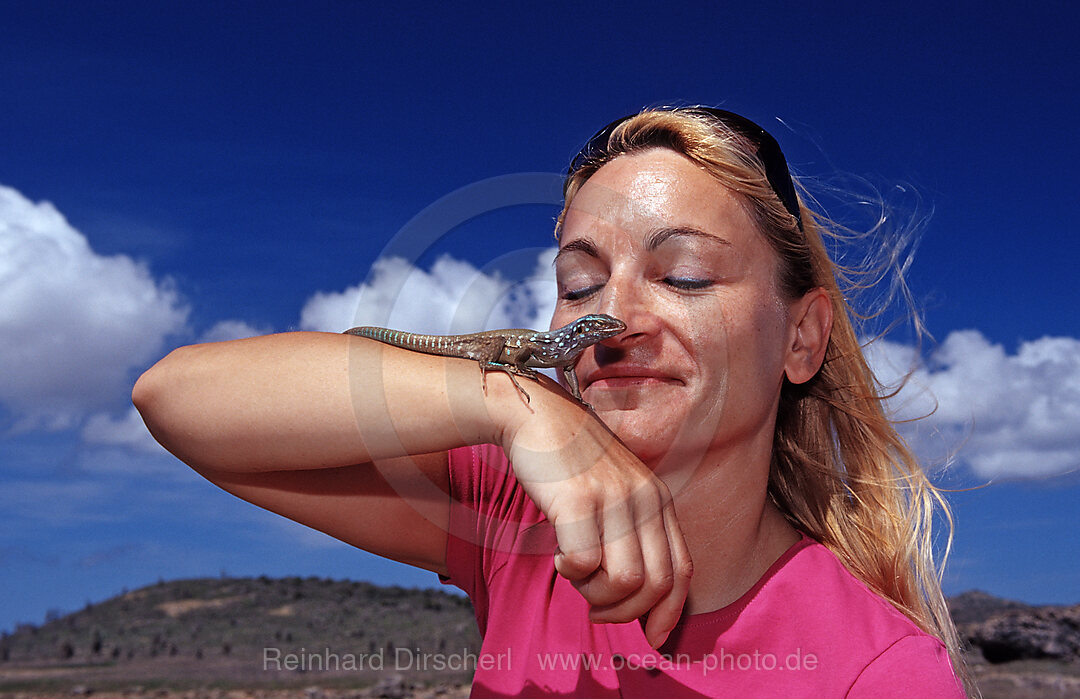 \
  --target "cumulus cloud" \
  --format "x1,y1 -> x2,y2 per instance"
81,407 -> 165,455
0,185 -> 188,429
197,319 -> 269,344
300,249 -> 557,335
78,250 -> 557,465
867,330 -> 1080,480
